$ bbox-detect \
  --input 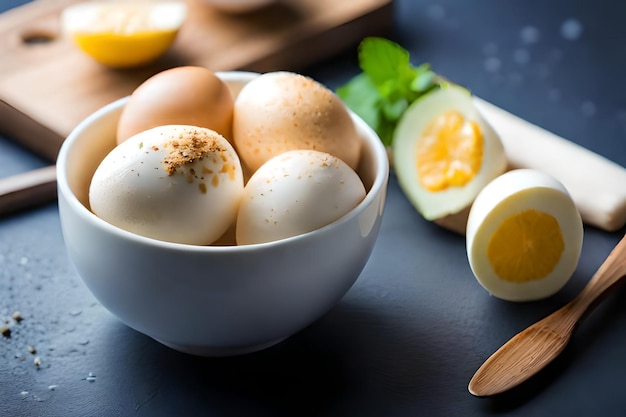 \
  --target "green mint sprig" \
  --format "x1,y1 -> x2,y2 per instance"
337,37 -> 443,147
